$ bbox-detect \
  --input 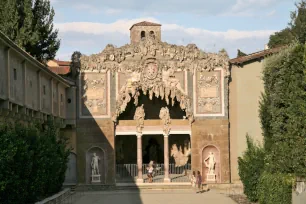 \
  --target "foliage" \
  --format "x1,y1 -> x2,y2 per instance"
0,120 -> 70,204
0,0 -> 60,62
237,49 -> 247,57
238,134 -> 265,202
268,0 -> 306,48
258,172 -> 294,204
261,44 -> 306,177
